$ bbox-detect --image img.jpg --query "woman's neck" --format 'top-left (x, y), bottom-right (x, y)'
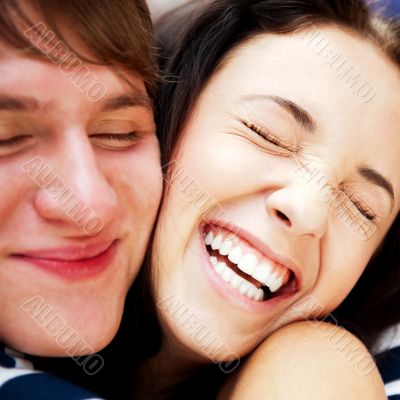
top-left (132, 335), bottom-right (208, 399)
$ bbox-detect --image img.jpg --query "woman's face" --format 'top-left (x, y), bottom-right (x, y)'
top-left (0, 49), bottom-right (162, 355)
top-left (153, 26), bottom-right (400, 361)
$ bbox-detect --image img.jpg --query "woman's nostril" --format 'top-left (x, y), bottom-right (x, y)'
top-left (276, 210), bottom-right (291, 225)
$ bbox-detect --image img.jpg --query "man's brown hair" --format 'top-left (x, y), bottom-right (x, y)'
top-left (0, 0), bottom-right (157, 97)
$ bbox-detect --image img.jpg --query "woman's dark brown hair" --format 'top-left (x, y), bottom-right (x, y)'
top-left (101, 1), bottom-right (400, 398)
top-left (155, 0), bottom-right (400, 350)
top-left (0, 0), bottom-right (157, 97)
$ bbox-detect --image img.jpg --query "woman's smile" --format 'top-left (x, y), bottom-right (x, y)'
top-left (201, 222), bottom-right (299, 303)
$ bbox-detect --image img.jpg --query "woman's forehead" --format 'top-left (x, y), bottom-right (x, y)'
top-left (191, 27), bottom-right (400, 203)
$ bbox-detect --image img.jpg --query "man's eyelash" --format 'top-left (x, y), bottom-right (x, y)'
top-left (0, 135), bottom-right (30, 147)
top-left (91, 132), bottom-right (139, 141)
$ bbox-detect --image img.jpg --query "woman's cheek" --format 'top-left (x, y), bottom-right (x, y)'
top-left (179, 129), bottom-right (268, 201)
top-left (307, 241), bottom-right (376, 317)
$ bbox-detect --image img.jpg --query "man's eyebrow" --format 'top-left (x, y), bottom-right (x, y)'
top-left (0, 96), bottom-right (42, 112)
top-left (101, 93), bottom-right (153, 112)
top-left (358, 166), bottom-right (395, 210)
top-left (242, 94), bottom-right (318, 133)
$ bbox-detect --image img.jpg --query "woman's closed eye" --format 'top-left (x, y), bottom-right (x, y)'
top-left (238, 118), bottom-right (379, 223)
top-left (240, 119), bottom-right (297, 155)
top-left (335, 188), bottom-right (378, 222)
top-left (348, 193), bottom-right (377, 222)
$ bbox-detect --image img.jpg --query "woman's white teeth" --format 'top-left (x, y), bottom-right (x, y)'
top-left (247, 285), bottom-right (264, 302)
top-left (211, 234), bottom-right (223, 250)
top-left (219, 239), bottom-right (233, 256)
top-left (227, 246), bottom-right (242, 264)
top-left (269, 275), bottom-right (284, 293)
top-left (253, 262), bottom-right (273, 288)
top-left (227, 246), bottom-right (285, 293)
top-left (211, 258), bottom-right (264, 301)
top-left (222, 267), bottom-right (234, 282)
top-left (205, 231), bottom-right (214, 246)
top-left (205, 230), bottom-right (287, 294)
top-left (238, 253), bottom-right (258, 275)
top-left (230, 274), bottom-right (242, 289)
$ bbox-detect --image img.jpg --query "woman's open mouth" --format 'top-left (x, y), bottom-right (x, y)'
top-left (202, 223), bottom-right (298, 303)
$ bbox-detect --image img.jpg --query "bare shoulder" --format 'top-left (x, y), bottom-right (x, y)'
top-left (218, 321), bottom-right (386, 400)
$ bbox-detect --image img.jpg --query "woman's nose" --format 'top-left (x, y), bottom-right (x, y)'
top-left (31, 140), bottom-right (118, 236)
top-left (265, 181), bottom-right (330, 239)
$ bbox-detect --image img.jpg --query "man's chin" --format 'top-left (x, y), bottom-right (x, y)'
top-left (6, 304), bottom-right (122, 358)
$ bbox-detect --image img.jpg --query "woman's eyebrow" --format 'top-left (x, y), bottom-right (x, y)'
top-left (240, 94), bottom-right (318, 133)
top-left (358, 166), bottom-right (395, 210)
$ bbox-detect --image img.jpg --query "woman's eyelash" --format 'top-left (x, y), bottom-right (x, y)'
top-left (332, 188), bottom-right (377, 223)
top-left (240, 119), bottom-right (300, 153)
top-left (337, 188), bottom-right (377, 222)
top-left (350, 197), bottom-right (377, 221)
top-left (241, 119), bottom-right (286, 148)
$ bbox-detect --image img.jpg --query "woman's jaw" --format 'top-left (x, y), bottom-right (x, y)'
top-left (152, 204), bottom-right (318, 362)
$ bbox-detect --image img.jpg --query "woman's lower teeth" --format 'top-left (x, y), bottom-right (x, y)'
top-left (210, 256), bottom-right (265, 301)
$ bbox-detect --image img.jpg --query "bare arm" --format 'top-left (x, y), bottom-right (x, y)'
top-left (218, 321), bottom-right (387, 400)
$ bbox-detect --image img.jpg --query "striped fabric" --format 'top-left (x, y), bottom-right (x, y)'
top-left (373, 324), bottom-right (400, 399)
top-left (2, 323), bottom-right (400, 400)
top-left (0, 343), bottom-right (103, 400)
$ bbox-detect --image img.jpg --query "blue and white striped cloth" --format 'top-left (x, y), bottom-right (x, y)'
top-left (0, 343), bottom-right (103, 400)
top-left (373, 324), bottom-right (400, 399)
top-left (2, 324), bottom-right (400, 400)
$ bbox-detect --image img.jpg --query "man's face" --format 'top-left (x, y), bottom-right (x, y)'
top-left (0, 49), bottom-right (162, 356)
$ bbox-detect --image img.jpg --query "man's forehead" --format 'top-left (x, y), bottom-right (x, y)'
top-left (0, 91), bottom-right (152, 113)
top-left (0, 50), bottom-right (151, 109)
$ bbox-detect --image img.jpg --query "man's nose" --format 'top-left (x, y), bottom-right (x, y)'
top-left (31, 137), bottom-right (118, 236)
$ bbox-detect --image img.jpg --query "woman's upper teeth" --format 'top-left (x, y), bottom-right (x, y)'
top-left (210, 256), bottom-right (264, 301)
top-left (204, 229), bottom-right (289, 293)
